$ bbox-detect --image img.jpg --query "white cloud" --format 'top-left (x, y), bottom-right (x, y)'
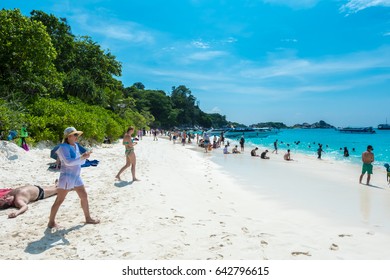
top-left (69, 11), bottom-right (154, 44)
top-left (340, 0), bottom-right (390, 14)
top-left (191, 40), bottom-right (210, 49)
top-left (240, 46), bottom-right (390, 80)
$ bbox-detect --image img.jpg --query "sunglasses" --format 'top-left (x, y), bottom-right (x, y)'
top-left (73, 133), bottom-right (80, 137)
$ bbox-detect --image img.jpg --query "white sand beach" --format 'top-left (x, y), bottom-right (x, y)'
top-left (1, 135), bottom-right (390, 260)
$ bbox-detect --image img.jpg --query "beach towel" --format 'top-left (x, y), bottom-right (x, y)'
top-left (81, 159), bottom-right (99, 168)
top-left (0, 188), bottom-right (12, 199)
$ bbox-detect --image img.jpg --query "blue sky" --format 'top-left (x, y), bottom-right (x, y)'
top-left (2, 0), bottom-right (390, 127)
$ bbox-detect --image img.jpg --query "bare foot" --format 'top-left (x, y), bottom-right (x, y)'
top-left (86, 218), bottom-right (100, 225)
top-left (133, 178), bottom-right (140, 182)
top-left (48, 222), bottom-right (60, 229)
top-left (115, 175), bottom-right (121, 181)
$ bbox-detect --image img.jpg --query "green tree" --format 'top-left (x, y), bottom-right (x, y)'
top-left (0, 9), bottom-right (63, 105)
top-left (30, 10), bottom-right (76, 73)
top-left (170, 85), bottom-right (196, 126)
top-left (62, 36), bottom-right (123, 105)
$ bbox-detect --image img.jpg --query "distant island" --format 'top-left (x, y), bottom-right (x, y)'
top-left (250, 120), bottom-right (335, 129)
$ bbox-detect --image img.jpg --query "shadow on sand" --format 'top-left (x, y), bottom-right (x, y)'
top-left (24, 224), bottom-right (84, 254)
top-left (114, 181), bottom-right (133, 188)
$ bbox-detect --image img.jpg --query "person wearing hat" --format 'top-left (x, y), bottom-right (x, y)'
top-left (48, 127), bottom-right (99, 228)
top-left (359, 145), bottom-right (375, 185)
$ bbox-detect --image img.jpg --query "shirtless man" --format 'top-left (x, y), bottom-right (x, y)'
top-left (359, 145), bottom-right (374, 185)
top-left (0, 183), bottom-right (57, 218)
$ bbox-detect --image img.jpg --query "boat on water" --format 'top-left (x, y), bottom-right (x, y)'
top-left (378, 124), bottom-right (390, 130)
top-left (336, 127), bottom-right (376, 134)
top-left (205, 127), bottom-right (230, 136)
top-left (378, 119), bottom-right (390, 130)
top-left (224, 127), bottom-right (278, 139)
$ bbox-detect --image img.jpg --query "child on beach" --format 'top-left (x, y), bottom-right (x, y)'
top-left (223, 145), bottom-right (230, 154)
top-left (284, 149), bottom-right (293, 161)
top-left (384, 163), bottom-right (390, 185)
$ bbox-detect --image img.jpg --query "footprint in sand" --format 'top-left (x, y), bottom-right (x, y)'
top-left (241, 227), bottom-right (249, 234)
top-left (207, 254), bottom-right (224, 260)
top-left (260, 240), bottom-right (268, 246)
top-left (338, 234), bottom-right (352, 237)
top-left (291, 251), bottom-right (311, 257)
top-left (329, 243), bottom-right (339, 251)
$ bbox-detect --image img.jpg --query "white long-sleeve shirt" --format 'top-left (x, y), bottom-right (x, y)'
top-left (56, 143), bottom-right (86, 190)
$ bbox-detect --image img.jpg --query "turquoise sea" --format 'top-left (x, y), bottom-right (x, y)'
top-left (229, 129), bottom-right (390, 167)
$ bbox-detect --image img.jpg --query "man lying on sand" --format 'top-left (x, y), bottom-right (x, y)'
top-left (0, 183), bottom-right (58, 218)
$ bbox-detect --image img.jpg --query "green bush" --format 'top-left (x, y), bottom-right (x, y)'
top-left (25, 97), bottom-right (146, 144)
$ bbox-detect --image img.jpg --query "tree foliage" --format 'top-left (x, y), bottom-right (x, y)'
top-left (0, 9), bottom-right (63, 105)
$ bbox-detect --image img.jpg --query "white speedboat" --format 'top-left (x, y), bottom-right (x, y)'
top-left (205, 128), bottom-right (229, 136)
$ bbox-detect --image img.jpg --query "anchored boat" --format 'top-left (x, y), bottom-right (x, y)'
top-left (336, 127), bottom-right (376, 134)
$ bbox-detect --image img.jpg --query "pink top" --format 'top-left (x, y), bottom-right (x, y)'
top-left (0, 188), bottom-right (12, 199)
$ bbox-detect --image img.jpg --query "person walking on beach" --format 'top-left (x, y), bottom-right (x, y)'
top-left (153, 129), bottom-right (158, 141)
top-left (116, 126), bottom-right (139, 181)
top-left (203, 132), bottom-right (210, 153)
top-left (48, 127), bottom-right (99, 228)
top-left (272, 139), bottom-right (278, 154)
top-left (359, 145), bottom-right (374, 185)
top-left (0, 182), bottom-right (58, 218)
